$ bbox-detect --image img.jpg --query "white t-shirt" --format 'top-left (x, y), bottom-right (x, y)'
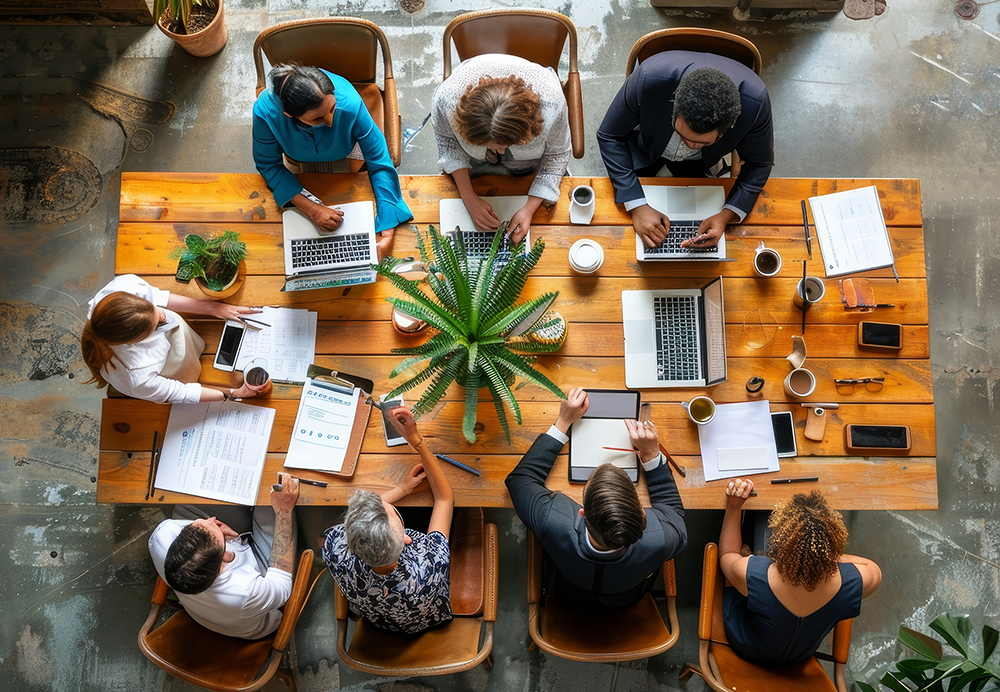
top-left (148, 519), bottom-right (293, 640)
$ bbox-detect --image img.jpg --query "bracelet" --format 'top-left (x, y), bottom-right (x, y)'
top-left (221, 389), bottom-right (230, 401)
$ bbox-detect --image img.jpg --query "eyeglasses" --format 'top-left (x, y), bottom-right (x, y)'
top-left (834, 377), bottom-right (885, 394)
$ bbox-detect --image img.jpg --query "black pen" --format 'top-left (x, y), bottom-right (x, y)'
top-left (292, 477), bottom-right (328, 488)
top-left (801, 199), bottom-right (812, 259)
top-left (239, 316), bottom-right (271, 328)
top-left (434, 453), bottom-right (481, 477)
top-left (770, 477), bottom-right (819, 484)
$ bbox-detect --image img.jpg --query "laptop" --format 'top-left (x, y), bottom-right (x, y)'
top-left (622, 276), bottom-right (727, 388)
top-left (635, 185), bottom-right (730, 262)
top-left (439, 196), bottom-right (530, 266)
top-left (281, 201), bottom-right (378, 292)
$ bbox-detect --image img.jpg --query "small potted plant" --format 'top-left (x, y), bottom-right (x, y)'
top-left (154, 0), bottom-right (228, 57)
top-left (170, 229), bottom-right (247, 299)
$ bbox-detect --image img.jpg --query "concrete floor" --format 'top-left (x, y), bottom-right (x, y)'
top-left (2, 0), bottom-right (999, 690)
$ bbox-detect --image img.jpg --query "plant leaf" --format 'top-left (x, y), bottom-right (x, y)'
top-left (477, 353), bottom-right (521, 425)
top-left (491, 349), bottom-right (566, 400)
top-left (879, 670), bottom-right (916, 692)
top-left (901, 627), bottom-right (945, 661)
top-left (984, 626), bottom-right (999, 663)
top-left (856, 683), bottom-right (878, 692)
top-left (462, 369), bottom-right (481, 443)
top-left (411, 352), bottom-right (467, 418)
top-left (481, 375), bottom-right (512, 445)
top-left (931, 615), bottom-right (973, 659)
top-left (483, 292), bottom-right (560, 337)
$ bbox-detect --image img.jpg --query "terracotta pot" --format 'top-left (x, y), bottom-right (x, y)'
top-left (157, 0), bottom-right (228, 57)
top-left (196, 260), bottom-right (245, 299)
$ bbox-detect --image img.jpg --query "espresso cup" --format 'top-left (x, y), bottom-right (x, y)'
top-left (244, 365), bottom-right (273, 396)
top-left (783, 368), bottom-right (816, 398)
top-left (568, 238), bottom-right (604, 274)
top-left (753, 241), bottom-right (782, 277)
top-left (682, 395), bottom-right (717, 425)
top-left (794, 276), bottom-right (827, 308)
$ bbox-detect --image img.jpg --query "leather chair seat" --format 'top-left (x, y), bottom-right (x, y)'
top-left (710, 642), bottom-right (838, 692)
top-left (539, 593), bottom-right (672, 656)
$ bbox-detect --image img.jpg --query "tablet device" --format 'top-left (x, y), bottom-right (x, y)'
top-left (568, 389), bottom-right (641, 483)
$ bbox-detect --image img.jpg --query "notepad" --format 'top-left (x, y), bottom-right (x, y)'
top-left (717, 446), bottom-right (771, 471)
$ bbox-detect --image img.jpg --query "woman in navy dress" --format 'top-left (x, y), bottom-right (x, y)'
top-left (719, 480), bottom-right (882, 666)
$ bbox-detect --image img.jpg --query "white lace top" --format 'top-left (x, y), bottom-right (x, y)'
top-left (431, 54), bottom-right (571, 202)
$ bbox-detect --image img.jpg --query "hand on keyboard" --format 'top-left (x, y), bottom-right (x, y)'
top-left (681, 209), bottom-right (737, 248)
top-left (630, 204), bottom-right (670, 248)
top-left (463, 194), bottom-right (501, 232)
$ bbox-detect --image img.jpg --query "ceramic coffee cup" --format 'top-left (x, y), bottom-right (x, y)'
top-left (784, 368), bottom-right (817, 397)
top-left (244, 363), bottom-right (273, 396)
top-left (682, 395), bottom-right (717, 425)
top-left (569, 238), bottom-right (604, 274)
top-left (569, 185), bottom-right (596, 225)
top-left (753, 241), bottom-right (782, 277)
top-left (794, 276), bottom-right (826, 308)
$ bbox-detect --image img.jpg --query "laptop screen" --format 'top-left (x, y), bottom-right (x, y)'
top-left (703, 277), bottom-right (727, 385)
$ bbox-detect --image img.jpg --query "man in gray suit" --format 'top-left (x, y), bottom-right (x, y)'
top-left (598, 50), bottom-right (774, 249)
top-left (505, 388), bottom-right (687, 608)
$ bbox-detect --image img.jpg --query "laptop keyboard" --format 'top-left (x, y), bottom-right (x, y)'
top-left (291, 234), bottom-right (371, 269)
top-left (451, 231), bottom-right (516, 267)
top-left (654, 296), bottom-right (701, 381)
top-left (643, 222), bottom-right (718, 255)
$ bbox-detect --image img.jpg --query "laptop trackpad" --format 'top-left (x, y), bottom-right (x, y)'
top-left (623, 320), bottom-right (655, 354)
top-left (668, 188), bottom-right (697, 216)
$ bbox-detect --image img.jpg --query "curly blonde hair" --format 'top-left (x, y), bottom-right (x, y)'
top-left (766, 491), bottom-right (847, 591)
top-left (451, 75), bottom-right (543, 148)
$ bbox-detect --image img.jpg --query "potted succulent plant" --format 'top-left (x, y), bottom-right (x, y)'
top-left (170, 229), bottom-right (247, 299)
top-left (154, 0), bottom-right (228, 57)
top-left (374, 225), bottom-right (567, 444)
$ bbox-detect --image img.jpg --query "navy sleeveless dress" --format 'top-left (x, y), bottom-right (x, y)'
top-left (723, 555), bottom-right (863, 666)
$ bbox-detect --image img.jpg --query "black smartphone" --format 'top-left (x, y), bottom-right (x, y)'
top-left (845, 424), bottom-right (911, 453)
top-left (380, 396), bottom-right (407, 447)
top-left (771, 411), bottom-right (797, 458)
top-left (213, 321), bottom-right (245, 371)
top-left (858, 321), bottom-right (902, 350)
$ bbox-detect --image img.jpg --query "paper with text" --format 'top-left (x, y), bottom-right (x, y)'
top-left (284, 378), bottom-right (361, 473)
top-left (234, 306), bottom-right (317, 383)
top-left (809, 185), bottom-right (895, 277)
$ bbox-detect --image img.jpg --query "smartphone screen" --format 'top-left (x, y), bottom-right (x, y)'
top-left (381, 397), bottom-right (407, 447)
top-left (215, 322), bottom-right (244, 369)
top-left (582, 390), bottom-right (641, 419)
top-left (771, 411), bottom-right (797, 457)
top-left (861, 322), bottom-right (901, 348)
top-left (850, 425), bottom-right (909, 448)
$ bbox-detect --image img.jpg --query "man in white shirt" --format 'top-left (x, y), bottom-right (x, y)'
top-left (148, 473), bottom-right (299, 639)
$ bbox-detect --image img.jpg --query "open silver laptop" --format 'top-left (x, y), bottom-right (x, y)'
top-left (440, 196), bottom-right (530, 266)
top-left (281, 201), bottom-right (378, 292)
top-left (622, 277), bottom-right (727, 388)
top-left (636, 185), bottom-right (729, 262)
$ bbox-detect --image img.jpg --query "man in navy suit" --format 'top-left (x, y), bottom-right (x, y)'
top-left (598, 51), bottom-right (774, 249)
top-left (505, 387), bottom-right (687, 608)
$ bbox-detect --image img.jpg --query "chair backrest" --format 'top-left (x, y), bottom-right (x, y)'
top-left (626, 27), bottom-right (762, 77)
top-left (252, 18), bottom-right (400, 166)
top-left (442, 8), bottom-right (585, 158)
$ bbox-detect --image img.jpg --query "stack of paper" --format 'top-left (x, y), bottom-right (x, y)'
top-left (234, 306), bottom-right (317, 383)
top-left (808, 185), bottom-right (896, 277)
top-left (698, 400), bottom-right (780, 482)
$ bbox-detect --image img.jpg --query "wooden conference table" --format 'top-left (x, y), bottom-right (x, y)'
top-left (97, 173), bottom-right (937, 511)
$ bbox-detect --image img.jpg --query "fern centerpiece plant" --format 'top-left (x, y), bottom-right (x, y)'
top-left (374, 225), bottom-right (566, 444)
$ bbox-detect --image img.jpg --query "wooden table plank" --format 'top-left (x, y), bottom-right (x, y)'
top-left (97, 450), bottom-right (937, 511)
top-left (119, 173), bottom-right (923, 228)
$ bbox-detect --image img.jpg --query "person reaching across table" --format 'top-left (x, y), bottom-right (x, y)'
top-left (505, 386), bottom-right (687, 608)
top-left (597, 51), bottom-right (773, 249)
top-left (323, 407), bottom-right (455, 634)
top-left (252, 64), bottom-right (413, 260)
top-left (720, 479), bottom-right (882, 666)
top-left (431, 54), bottom-right (571, 244)
top-left (81, 274), bottom-right (263, 404)
top-left (147, 472), bottom-right (300, 639)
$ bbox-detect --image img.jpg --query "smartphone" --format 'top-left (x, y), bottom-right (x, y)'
top-left (771, 411), bottom-right (797, 458)
top-left (380, 395), bottom-right (407, 447)
top-left (213, 320), bottom-right (245, 372)
top-left (858, 321), bottom-right (902, 350)
top-left (844, 424), bottom-right (911, 454)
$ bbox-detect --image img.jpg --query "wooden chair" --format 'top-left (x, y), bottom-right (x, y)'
top-left (626, 27), bottom-right (762, 77)
top-left (137, 549), bottom-right (315, 692)
top-left (334, 508), bottom-right (498, 676)
top-left (679, 543), bottom-right (854, 692)
top-left (442, 8), bottom-right (585, 159)
top-left (526, 532), bottom-right (680, 662)
top-left (252, 17), bottom-right (401, 169)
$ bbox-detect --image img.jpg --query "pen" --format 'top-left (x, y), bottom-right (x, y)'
top-left (800, 260), bottom-right (809, 334)
top-left (434, 453), bottom-right (481, 477)
top-left (146, 430), bottom-right (160, 501)
top-left (292, 477), bottom-right (328, 488)
top-left (239, 316), bottom-right (271, 328)
top-left (770, 477), bottom-right (819, 484)
top-left (801, 199), bottom-right (812, 259)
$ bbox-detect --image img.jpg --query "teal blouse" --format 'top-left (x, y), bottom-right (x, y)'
top-left (252, 70), bottom-right (412, 232)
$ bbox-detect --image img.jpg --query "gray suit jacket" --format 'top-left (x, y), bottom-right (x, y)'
top-left (505, 432), bottom-right (687, 607)
top-left (597, 50), bottom-right (774, 216)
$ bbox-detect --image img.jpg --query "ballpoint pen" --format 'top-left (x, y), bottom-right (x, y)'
top-left (601, 445), bottom-right (689, 479)
top-left (434, 453), bottom-right (481, 477)
top-left (770, 477), bottom-right (819, 484)
top-left (239, 316), bottom-right (271, 328)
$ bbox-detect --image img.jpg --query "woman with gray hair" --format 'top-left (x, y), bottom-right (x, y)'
top-left (322, 407), bottom-right (454, 634)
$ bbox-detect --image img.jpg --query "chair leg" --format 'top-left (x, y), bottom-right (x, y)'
top-left (276, 666), bottom-right (297, 692)
top-left (678, 662), bottom-right (702, 683)
top-left (485, 653), bottom-right (494, 670)
top-left (526, 635), bottom-right (538, 652)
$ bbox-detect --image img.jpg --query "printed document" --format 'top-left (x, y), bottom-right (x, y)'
top-left (698, 400), bottom-right (779, 482)
top-left (809, 185), bottom-right (896, 277)
top-left (156, 400), bottom-right (274, 505)
top-left (285, 378), bottom-right (361, 473)
top-left (234, 306), bottom-right (317, 383)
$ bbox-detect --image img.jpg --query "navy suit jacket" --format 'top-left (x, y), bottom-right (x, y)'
top-left (597, 50), bottom-right (774, 216)
top-left (505, 432), bottom-right (687, 608)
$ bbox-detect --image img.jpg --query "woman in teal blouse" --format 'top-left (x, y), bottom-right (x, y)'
top-left (252, 65), bottom-right (412, 257)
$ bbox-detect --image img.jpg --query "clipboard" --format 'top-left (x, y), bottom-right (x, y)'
top-left (568, 389), bottom-right (642, 483)
top-left (283, 365), bottom-right (374, 477)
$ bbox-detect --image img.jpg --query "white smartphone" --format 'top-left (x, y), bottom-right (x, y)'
top-left (213, 320), bottom-right (245, 372)
top-left (380, 395), bottom-right (407, 447)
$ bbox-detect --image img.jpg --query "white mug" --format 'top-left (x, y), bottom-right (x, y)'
top-left (569, 185), bottom-right (596, 225)
top-left (753, 241), bottom-right (782, 277)
top-left (784, 368), bottom-right (817, 397)
top-left (682, 396), bottom-right (717, 425)
top-left (794, 276), bottom-right (826, 308)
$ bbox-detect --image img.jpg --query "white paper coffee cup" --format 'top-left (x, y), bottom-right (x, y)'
top-left (569, 238), bottom-right (604, 273)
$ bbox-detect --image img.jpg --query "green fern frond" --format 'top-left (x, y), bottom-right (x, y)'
top-left (391, 331), bottom-right (458, 357)
top-left (386, 297), bottom-right (466, 340)
top-left (462, 370), bottom-right (481, 443)
top-left (483, 237), bottom-right (545, 317)
top-left (411, 352), bottom-right (467, 418)
top-left (482, 375), bottom-right (513, 445)
top-left (483, 292), bottom-right (560, 337)
top-left (491, 349), bottom-right (566, 399)
top-left (477, 353), bottom-right (521, 425)
top-left (504, 338), bottom-right (564, 354)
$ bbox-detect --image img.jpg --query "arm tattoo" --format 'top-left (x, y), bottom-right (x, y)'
top-left (270, 510), bottom-right (294, 573)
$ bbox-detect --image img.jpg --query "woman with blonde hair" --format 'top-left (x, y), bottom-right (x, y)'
top-left (719, 480), bottom-right (881, 666)
top-left (81, 274), bottom-right (263, 403)
top-left (431, 54), bottom-right (571, 243)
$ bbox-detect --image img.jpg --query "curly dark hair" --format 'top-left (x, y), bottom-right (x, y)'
top-left (163, 524), bottom-right (224, 595)
top-left (766, 491), bottom-right (848, 590)
top-left (582, 463), bottom-right (647, 549)
top-left (673, 68), bottom-right (742, 135)
top-left (452, 75), bottom-right (543, 148)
